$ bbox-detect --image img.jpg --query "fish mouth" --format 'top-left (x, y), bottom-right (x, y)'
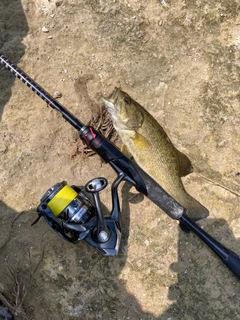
top-left (102, 87), bottom-right (129, 129)
top-left (108, 87), bottom-right (120, 105)
top-left (101, 87), bottom-right (120, 112)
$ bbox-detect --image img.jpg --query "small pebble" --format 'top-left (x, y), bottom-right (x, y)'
top-left (42, 26), bottom-right (49, 33)
top-left (53, 91), bottom-right (62, 98)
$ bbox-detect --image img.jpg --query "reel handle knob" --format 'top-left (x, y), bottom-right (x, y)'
top-left (85, 178), bottom-right (107, 193)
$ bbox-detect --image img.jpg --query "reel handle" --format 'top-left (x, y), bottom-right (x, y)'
top-left (85, 178), bottom-right (110, 243)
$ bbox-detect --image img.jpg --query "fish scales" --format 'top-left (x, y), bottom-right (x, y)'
top-left (102, 88), bottom-right (209, 221)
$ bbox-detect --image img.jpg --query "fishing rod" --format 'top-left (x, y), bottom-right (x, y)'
top-left (1, 54), bottom-right (240, 279)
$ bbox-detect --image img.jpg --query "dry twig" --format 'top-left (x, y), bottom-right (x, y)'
top-left (69, 107), bottom-right (119, 159)
top-left (0, 248), bottom-right (45, 320)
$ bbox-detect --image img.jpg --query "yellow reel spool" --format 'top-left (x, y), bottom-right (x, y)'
top-left (48, 184), bottom-right (78, 217)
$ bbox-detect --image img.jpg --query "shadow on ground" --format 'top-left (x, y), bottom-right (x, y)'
top-left (0, 0), bottom-right (28, 120)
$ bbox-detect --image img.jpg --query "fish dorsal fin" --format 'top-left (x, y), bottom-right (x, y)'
top-left (176, 149), bottom-right (193, 177)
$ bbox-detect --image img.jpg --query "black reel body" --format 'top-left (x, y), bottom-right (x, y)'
top-left (36, 178), bottom-right (122, 256)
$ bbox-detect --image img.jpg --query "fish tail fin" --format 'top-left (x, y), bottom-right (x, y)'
top-left (182, 194), bottom-right (209, 221)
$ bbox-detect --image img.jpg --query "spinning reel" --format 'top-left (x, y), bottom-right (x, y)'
top-left (33, 178), bottom-right (122, 256)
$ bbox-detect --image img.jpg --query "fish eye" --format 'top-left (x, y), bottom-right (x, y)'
top-left (124, 97), bottom-right (131, 104)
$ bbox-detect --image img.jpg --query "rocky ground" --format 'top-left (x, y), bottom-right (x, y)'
top-left (0, 0), bottom-right (240, 319)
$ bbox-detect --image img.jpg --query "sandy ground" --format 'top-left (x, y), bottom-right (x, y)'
top-left (0, 0), bottom-right (240, 319)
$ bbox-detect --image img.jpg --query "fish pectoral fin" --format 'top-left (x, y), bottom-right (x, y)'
top-left (176, 149), bottom-right (193, 177)
top-left (121, 144), bottom-right (134, 160)
top-left (132, 132), bottom-right (151, 150)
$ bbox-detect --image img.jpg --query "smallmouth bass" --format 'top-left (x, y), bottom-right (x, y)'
top-left (102, 88), bottom-right (209, 221)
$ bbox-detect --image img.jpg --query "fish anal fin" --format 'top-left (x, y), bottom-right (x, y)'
top-left (176, 149), bottom-right (193, 177)
top-left (184, 196), bottom-right (209, 221)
